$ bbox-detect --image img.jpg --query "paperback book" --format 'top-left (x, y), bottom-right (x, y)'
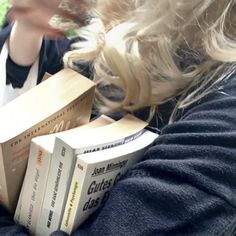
top-left (0, 68), bottom-right (95, 211)
top-left (35, 114), bottom-right (148, 236)
top-left (15, 115), bottom-right (114, 232)
top-left (60, 129), bottom-right (158, 234)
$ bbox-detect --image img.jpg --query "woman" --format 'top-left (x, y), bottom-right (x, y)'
top-left (0, 0), bottom-right (236, 235)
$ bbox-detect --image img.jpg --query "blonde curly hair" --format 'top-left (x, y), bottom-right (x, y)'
top-left (63, 0), bottom-right (236, 120)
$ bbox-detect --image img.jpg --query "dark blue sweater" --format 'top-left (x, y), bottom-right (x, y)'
top-left (1, 25), bottom-right (236, 236)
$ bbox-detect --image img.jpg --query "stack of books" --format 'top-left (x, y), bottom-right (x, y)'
top-left (0, 68), bottom-right (159, 236)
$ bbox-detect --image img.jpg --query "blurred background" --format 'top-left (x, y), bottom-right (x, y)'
top-left (0, 0), bottom-right (9, 27)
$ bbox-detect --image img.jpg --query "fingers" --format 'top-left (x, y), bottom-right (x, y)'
top-left (8, 6), bottom-right (52, 24)
top-left (8, 5), bottom-right (87, 28)
top-left (8, 7), bottom-right (65, 38)
top-left (8, 0), bottom-right (97, 38)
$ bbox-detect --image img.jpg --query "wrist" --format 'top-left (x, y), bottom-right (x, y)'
top-left (12, 20), bottom-right (44, 37)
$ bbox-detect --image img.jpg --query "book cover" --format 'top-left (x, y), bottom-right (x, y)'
top-left (36, 114), bottom-right (148, 236)
top-left (15, 115), bottom-right (114, 233)
top-left (0, 68), bottom-right (95, 212)
top-left (61, 130), bottom-right (158, 234)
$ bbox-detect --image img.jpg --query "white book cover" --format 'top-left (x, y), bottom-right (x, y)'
top-left (61, 130), bottom-right (158, 234)
top-left (15, 115), bottom-right (114, 233)
top-left (36, 115), bottom-right (147, 236)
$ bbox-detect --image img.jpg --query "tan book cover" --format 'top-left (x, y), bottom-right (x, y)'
top-left (0, 68), bottom-right (95, 212)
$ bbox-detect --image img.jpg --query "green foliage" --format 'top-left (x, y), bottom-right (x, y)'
top-left (0, 0), bottom-right (9, 27)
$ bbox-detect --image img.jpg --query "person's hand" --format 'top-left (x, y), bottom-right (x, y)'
top-left (8, 0), bottom-right (94, 38)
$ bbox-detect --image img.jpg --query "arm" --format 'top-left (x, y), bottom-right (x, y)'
top-left (73, 76), bottom-right (236, 236)
top-left (6, 0), bottom-right (92, 69)
top-left (0, 0), bottom-right (69, 87)
top-left (1, 10), bottom-right (43, 67)
top-left (8, 0), bottom-right (62, 66)
top-left (0, 0), bottom-right (93, 87)
top-left (0, 23), bottom-right (72, 87)
top-left (9, 20), bottom-right (43, 66)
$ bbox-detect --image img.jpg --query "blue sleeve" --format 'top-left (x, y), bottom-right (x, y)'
top-left (69, 76), bottom-right (236, 236)
top-left (37, 37), bottom-right (91, 82)
top-left (36, 37), bottom-right (71, 83)
top-left (0, 205), bottom-right (29, 236)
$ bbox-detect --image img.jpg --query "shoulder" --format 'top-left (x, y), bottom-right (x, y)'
top-left (37, 37), bottom-right (73, 81)
top-left (91, 69), bottom-right (236, 235)
top-left (173, 68), bottom-right (236, 127)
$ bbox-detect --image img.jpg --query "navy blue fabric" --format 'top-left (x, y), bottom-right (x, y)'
top-left (1, 26), bottom-right (236, 236)
top-left (37, 36), bottom-right (71, 83)
top-left (6, 56), bottom-right (32, 88)
top-left (0, 23), bottom-right (11, 44)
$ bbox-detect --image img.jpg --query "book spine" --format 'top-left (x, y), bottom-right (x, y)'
top-left (75, 129), bottom-right (144, 155)
top-left (60, 131), bottom-right (158, 233)
top-left (35, 139), bottom-right (75, 236)
top-left (60, 159), bottom-right (88, 234)
top-left (14, 180), bottom-right (24, 223)
top-left (15, 114), bottom-right (113, 230)
top-left (58, 130), bottom-right (145, 234)
top-left (17, 142), bottom-right (52, 233)
top-left (36, 129), bottom-right (144, 235)
top-left (61, 158), bottom-right (129, 234)
top-left (0, 146), bottom-right (8, 209)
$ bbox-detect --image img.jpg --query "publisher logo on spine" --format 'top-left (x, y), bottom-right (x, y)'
top-left (61, 147), bottom-right (66, 157)
top-left (37, 149), bottom-right (44, 166)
